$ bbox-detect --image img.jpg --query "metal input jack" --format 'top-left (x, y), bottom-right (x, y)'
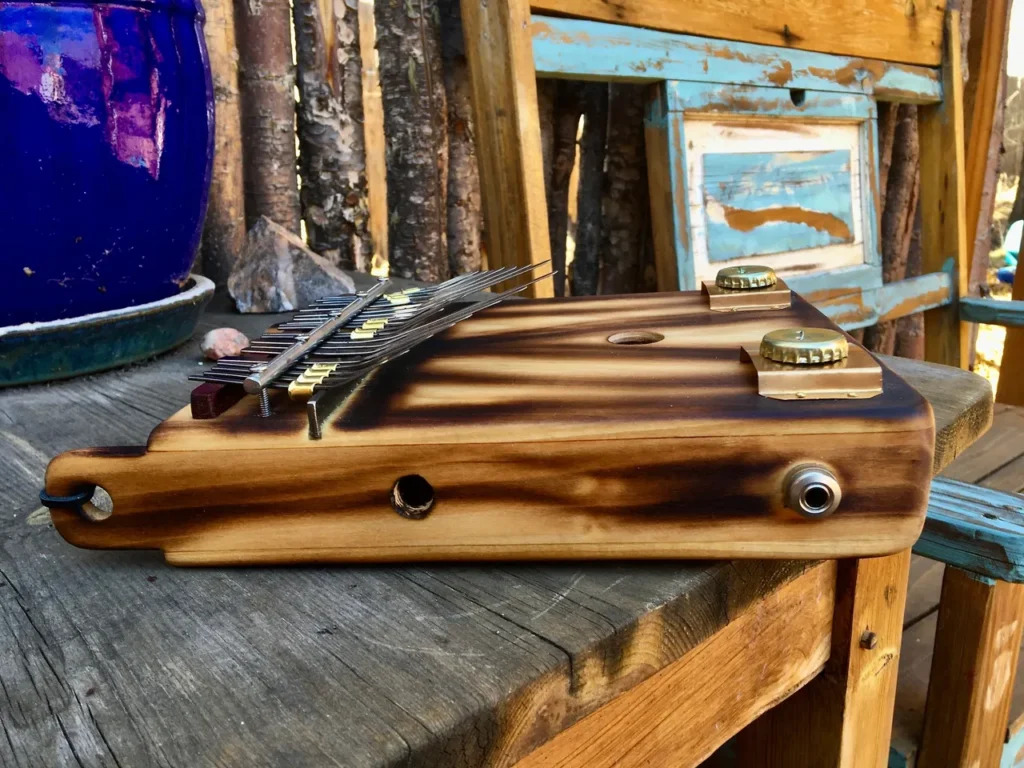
top-left (784, 465), bottom-right (842, 518)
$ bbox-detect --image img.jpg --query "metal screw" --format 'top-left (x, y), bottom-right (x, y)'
top-left (258, 389), bottom-right (272, 418)
top-left (860, 631), bottom-right (878, 650)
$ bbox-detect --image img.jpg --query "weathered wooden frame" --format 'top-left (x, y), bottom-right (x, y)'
top-left (460, 0), bottom-right (968, 365)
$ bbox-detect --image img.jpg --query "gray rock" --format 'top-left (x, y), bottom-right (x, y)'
top-left (228, 217), bottom-right (356, 313)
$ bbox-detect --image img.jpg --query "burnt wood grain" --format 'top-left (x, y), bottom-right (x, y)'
top-left (45, 292), bottom-right (935, 564)
top-left (0, 295), bottom-right (990, 768)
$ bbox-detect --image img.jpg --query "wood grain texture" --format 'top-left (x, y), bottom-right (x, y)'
top-left (358, 0), bottom-right (388, 272)
top-left (811, 272), bottom-right (953, 331)
top-left (529, 0), bottom-right (944, 66)
top-left (198, 0), bottom-right (245, 284)
top-left (0, 296), bottom-right (992, 768)
top-left (45, 295), bottom-right (936, 564)
top-left (997, 273), bottom-right (1024, 406)
top-left (917, 568), bottom-right (1024, 768)
top-left (916, 478), bottom-right (1024, 583)
top-left (512, 561), bottom-right (835, 767)
top-left (460, 0), bottom-right (553, 297)
top-left (963, 0), bottom-right (1012, 281)
top-left (738, 548), bottom-right (913, 767)
top-left (919, 12), bottom-right (969, 369)
top-left (531, 16), bottom-right (942, 101)
top-left (644, 84), bottom-right (686, 291)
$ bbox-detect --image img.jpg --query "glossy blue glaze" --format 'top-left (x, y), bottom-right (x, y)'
top-left (0, 0), bottom-right (213, 325)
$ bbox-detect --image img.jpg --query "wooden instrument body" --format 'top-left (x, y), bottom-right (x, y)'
top-left (45, 292), bottom-right (935, 564)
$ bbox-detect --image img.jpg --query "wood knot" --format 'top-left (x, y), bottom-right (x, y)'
top-left (860, 631), bottom-right (879, 650)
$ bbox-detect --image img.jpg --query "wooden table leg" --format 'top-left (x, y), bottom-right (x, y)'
top-left (738, 549), bottom-right (912, 767)
top-left (917, 568), bottom-right (1024, 768)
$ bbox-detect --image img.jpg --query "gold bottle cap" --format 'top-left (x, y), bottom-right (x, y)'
top-left (715, 265), bottom-right (777, 290)
top-left (760, 328), bottom-right (849, 365)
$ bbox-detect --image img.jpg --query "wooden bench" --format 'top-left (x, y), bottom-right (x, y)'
top-left (0, 295), bottom-right (991, 767)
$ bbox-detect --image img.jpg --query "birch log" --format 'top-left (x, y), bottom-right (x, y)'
top-left (376, 0), bottom-right (448, 282)
top-left (235, 0), bottom-right (301, 233)
top-left (199, 0), bottom-right (245, 285)
top-left (293, 0), bottom-right (371, 270)
top-left (440, 0), bottom-right (482, 276)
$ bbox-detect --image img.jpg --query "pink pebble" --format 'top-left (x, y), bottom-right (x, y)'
top-left (201, 328), bottom-right (250, 361)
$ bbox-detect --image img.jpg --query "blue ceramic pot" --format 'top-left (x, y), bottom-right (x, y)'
top-left (0, 0), bottom-right (213, 325)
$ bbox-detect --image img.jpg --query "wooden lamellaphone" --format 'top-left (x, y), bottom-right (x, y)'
top-left (43, 267), bottom-right (934, 566)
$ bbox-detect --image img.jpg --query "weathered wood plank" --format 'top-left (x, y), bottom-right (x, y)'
top-left (198, 0), bottom-right (245, 284)
top-left (528, 1), bottom-right (944, 67)
top-left (512, 561), bottom-right (835, 767)
top-left (916, 478), bottom-right (1024, 583)
top-left (960, 296), bottom-right (1024, 327)
top-left (460, 0), bottom-right (553, 297)
top-left (701, 150), bottom-right (857, 261)
top-left (644, 84), bottom-right (689, 291)
top-left (0, 299), bottom-right (993, 767)
top-left (531, 17), bottom-right (942, 100)
top-left (917, 568), bottom-right (1024, 768)
top-left (738, 549), bottom-right (913, 767)
top-left (807, 272), bottom-right (953, 331)
top-left (942, 403), bottom-right (1024, 484)
top-left (358, 0), bottom-right (388, 273)
top-left (666, 82), bottom-right (877, 118)
top-left (919, 12), bottom-right (969, 369)
top-left (876, 355), bottom-right (993, 476)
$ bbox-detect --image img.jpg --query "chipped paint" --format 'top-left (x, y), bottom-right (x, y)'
top-left (531, 16), bottom-right (941, 103)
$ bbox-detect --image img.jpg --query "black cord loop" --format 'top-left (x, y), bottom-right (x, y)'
top-left (39, 486), bottom-right (97, 518)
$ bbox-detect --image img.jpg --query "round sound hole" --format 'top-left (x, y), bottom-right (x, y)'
top-left (391, 475), bottom-right (435, 519)
top-left (607, 331), bottom-right (664, 345)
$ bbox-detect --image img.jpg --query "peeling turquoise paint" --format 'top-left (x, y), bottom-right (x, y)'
top-left (668, 82), bottom-right (874, 118)
top-left (532, 16), bottom-right (941, 103)
top-left (915, 478), bottom-right (1024, 584)
top-left (959, 297), bottom-right (1024, 327)
top-left (1002, 724), bottom-right (1024, 767)
top-left (702, 150), bottom-right (855, 262)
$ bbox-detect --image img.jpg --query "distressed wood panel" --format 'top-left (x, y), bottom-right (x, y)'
top-left (644, 84), bottom-right (690, 291)
top-left (683, 119), bottom-right (869, 285)
top-left (915, 478), bottom-right (1024, 584)
top-left (513, 561), bottom-right (835, 767)
top-left (702, 150), bottom-right (856, 262)
top-left (918, 569), bottom-right (1024, 768)
top-left (960, 297), bottom-right (1024, 327)
top-left (530, 16), bottom-right (943, 98)
top-left (919, 12), bottom-right (969, 368)
top-left (666, 82), bottom-right (876, 119)
top-left (807, 271), bottom-right (953, 330)
top-left (739, 549), bottom-right (914, 767)
top-left (460, 0), bottom-right (554, 297)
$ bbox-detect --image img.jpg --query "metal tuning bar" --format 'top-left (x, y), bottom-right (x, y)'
top-left (241, 279), bottom-right (391, 397)
top-left (304, 272), bottom-right (554, 438)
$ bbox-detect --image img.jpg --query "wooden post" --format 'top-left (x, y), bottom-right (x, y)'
top-left (459, 0), bottom-right (554, 297)
top-left (917, 568), bottom-right (1024, 767)
top-left (738, 550), bottom-right (913, 767)
top-left (199, 0), bottom-right (245, 285)
top-left (358, 0), bottom-right (388, 275)
top-left (235, 0), bottom-right (302, 234)
top-left (293, 0), bottom-right (370, 270)
top-left (918, 12), bottom-right (969, 369)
